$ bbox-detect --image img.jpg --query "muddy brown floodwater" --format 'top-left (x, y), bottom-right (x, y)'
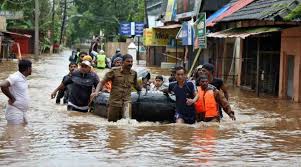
top-left (0, 51), bottom-right (300, 167)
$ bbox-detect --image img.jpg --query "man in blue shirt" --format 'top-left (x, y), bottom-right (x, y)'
top-left (164, 66), bottom-right (198, 124)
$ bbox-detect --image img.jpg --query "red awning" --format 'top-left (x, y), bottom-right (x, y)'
top-left (207, 0), bottom-right (255, 27)
top-left (153, 24), bottom-right (181, 29)
top-left (1, 31), bottom-right (31, 38)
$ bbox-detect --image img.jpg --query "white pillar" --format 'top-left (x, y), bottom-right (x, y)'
top-left (128, 42), bottom-right (137, 64)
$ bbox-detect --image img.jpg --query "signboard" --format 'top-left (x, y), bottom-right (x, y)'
top-left (120, 22), bottom-right (132, 36)
top-left (196, 13), bottom-right (207, 48)
top-left (176, 0), bottom-right (202, 20)
top-left (135, 22), bottom-right (144, 36)
top-left (143, 28), bottom-right (179, 46)
top-left (0, 11), bottom-right (23, 20)
top-left (120, 22), bottom-right (144, 36)
top-left (180, 22), bottom-right (194, 46)
top-left (165, 0), bottom-right (177, 22)
top-left (143, 28), bottom-right (153, 46)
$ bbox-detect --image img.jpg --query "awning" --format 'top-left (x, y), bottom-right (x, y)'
top-left (1, 31), bottom-right (31, 38)
top-left (207, 27), bottom-right (282, 39)
top-left (153, 24), bottom-right (181, 29)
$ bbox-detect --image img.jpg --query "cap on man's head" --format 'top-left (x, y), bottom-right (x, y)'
top-left (116, 48), bottom-right (121, 52)
top-left (100, 50), bottom-right (105, 53)
top-left (81, 60), bottom-right (92, 67)
top-left (83, 55), bottom-right (93, 62)
top-left (202, 63), bottom-right (215, 73)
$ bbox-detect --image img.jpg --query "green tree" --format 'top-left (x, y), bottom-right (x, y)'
top-left (67, 0), bottom-right (145, 44)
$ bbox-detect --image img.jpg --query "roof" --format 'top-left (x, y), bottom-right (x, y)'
top-left (207, 0), bottom-right (255, 27)
top-left (222, 0), bottom-right (301, 22)
top-left (1, 31), bottom-right (31, 38)
top-left (207, 26), bottom-right (282, 38)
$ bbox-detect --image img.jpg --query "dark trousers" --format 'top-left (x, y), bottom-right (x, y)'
top-left (56, 90), bottom-right (69, 104)
top-left (107, 106), bottom-right (123, 122)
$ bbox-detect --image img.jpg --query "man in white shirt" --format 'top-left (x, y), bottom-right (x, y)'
top-left (0, 59), bottom-right (32, 124)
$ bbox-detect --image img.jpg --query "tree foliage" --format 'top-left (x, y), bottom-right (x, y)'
top-left (67, 0), bottom-right (145, 44)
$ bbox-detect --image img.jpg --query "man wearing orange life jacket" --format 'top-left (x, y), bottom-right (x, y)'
top-left (195, 75), bottom-right (236, 122)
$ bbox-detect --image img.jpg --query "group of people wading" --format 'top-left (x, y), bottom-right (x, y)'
top-left (0, 49), bottom-right (235, 125)
top-left (51, 47), bottom-right (236, 124)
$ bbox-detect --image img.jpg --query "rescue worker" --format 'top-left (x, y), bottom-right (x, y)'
top-left (91, 54), bottom-right (141, 122)
top-left (200, 63), bottom-right (229, 118)
top-left (194, 74), bottom-right (236, 122)
top-left (96, 50), bottom-right (107, 69)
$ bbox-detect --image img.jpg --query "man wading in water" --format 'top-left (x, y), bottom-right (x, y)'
top-left (91, 54), bottom-right (141, 122)
top-left (51, 61), bottom-right (99, 112)
top-left (163, 66), bottom-right (198, 124)
top-left (0, 60), bottom-right (32, 124)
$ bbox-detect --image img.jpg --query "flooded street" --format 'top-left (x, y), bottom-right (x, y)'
top-left (0, 51), bottom-right (300, 167)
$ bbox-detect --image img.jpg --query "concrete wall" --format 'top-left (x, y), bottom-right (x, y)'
top-left (105, 42), bottom-right (129, 58)
top-left (279, 27), bottom-right (301, 102)
top-left (0, 16), bottom-right (6, 31)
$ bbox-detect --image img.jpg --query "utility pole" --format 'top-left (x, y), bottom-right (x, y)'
top-left (144, 0), bottom-right (149, 28)
top-left (34, 0), bottom-right (40, 56)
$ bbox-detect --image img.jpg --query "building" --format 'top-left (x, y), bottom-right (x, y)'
top-left (206, 0), bottom-right (301, 101)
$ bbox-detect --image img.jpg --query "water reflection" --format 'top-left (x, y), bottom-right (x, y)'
top-left (106, 127), bottom-right (128, 151)
top-left (191, 127), bottom-right (218, 166)
top-left (0, 124), bottom-right (30, 164)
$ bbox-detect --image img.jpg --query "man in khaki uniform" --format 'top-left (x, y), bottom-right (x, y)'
top-left (92, 54), bottom-right (141, 122)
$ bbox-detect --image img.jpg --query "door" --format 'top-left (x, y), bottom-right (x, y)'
top-left (287, 55), bottom-right (294, 99)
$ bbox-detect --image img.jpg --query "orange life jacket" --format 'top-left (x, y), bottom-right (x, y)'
top-left (102, 81), bottom-right (112, 93)
top-left (195, 87), bottom-right (219, 118)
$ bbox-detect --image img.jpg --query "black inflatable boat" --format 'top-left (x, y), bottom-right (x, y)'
top-left (92, 91), bottom-right (176, 122)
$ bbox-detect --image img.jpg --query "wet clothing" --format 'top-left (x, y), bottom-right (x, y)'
top-left (103, 67), bottom-right (141, 108)
top-left (5, 71), bottom-right (30, 124)
top-left (107, 102), bottom-right (131, 122)
top-left (63, 70), bottom-right (99, 112)
top-left (195, 86), bottom-right (219, 118)
top-left (56, 74), bottom-right (71, 104)
top-left (168, 81), bottom-right (196, 124)
top-left (210, 78), bottom-right (225, 118)
top-left (195, 85), bottom-right (233, 122)
top-left (108, 105), bottom-right (123, 122)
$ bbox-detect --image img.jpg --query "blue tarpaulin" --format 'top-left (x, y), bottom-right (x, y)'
top-left (206, 4), bottom-right (230, 25)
